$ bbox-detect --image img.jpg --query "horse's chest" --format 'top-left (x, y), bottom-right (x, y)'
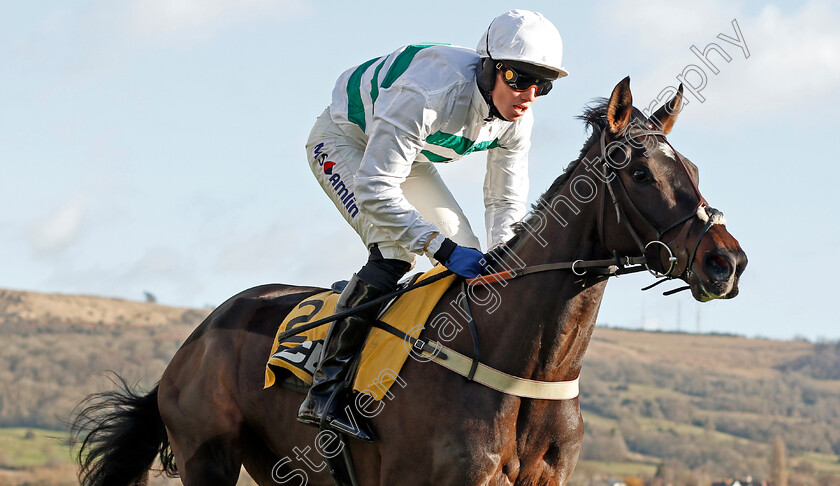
top-left (428, 420), bottom-right (577, 485)
top-left (473, 403), bottom-right (584, 485)
top-left (389, 362), bottom-right (583, 484)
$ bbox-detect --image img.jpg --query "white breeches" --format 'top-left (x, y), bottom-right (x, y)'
top-left (306, 109), bottom-right (481, 264)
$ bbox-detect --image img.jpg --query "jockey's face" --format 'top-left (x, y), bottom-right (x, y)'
top-left (491, 70), bottom-right (539, 122)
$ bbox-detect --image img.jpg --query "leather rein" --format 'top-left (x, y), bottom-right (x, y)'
top-left (408, 127), bottom-right (729, 401)
top-left (469, 127), bottom-right (724, 294)
top-left (276, 127), bottom-right (728, 401)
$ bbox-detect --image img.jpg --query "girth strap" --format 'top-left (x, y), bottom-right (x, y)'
top-left (373, 318), bottom-right (579, 400)
top-left (421, 341), bottom-right (580, 400)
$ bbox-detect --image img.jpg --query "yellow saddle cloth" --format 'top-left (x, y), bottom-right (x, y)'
top-left (264, 266), bottom-right (456, 400)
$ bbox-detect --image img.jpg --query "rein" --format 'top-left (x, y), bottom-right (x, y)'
top-left (277, 126), bottom-right (727, 400)
top-left (467, 254), bottom-right (648, 286)
top-left (427, 126), bottom-right (730, 399)
top-left (470, 128), bottom-right (723, 291)
top-left (272, 269), bottom-right (455, 343)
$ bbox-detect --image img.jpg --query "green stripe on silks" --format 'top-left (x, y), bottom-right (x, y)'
top-left (347, 56), bottom-right (383, 132)
top-left (470, 139), bottom-right (501, 153)
top-left (420, 150), bottom-right (452, 162)
top-left (426, 131), bottom-right (501, 156)
top-left (369, 58), bottom-right (388, 113)
top-left (426, 131), bottom-right (473, 155)
top-left (380, 43), bottom-right (447, 89)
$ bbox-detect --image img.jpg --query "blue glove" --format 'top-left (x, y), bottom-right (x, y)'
top-left (434, 238), bottom-right (487, 278)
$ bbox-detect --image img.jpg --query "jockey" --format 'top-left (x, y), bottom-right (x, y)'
top-left (298, 9), bottom-right (568, 441)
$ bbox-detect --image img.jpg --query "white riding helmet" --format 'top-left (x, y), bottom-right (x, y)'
top-left (476, 9), bottom-right (568, 79)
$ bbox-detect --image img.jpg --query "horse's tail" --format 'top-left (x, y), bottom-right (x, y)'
top-left (71, 374), bottom-right (177, 486)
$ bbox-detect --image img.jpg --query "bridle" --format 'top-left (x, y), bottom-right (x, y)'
top-left (268, 121), bottom-right (734, 413)
top-left (596, 126), bottom-right (723, 289)
top-left (269, 123), bottom-right (732, 405)
top-left (473, 124), bottom-right (726, 294)
top-left (275, 123), bottom-right (728, 343)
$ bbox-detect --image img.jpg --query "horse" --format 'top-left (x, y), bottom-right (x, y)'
top-left (71, 77), bottom-right (747, 486)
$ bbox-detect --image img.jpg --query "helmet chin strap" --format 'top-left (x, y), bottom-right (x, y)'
top-left (477, 58), bottom-right (505, 121)
top-left (483, 95), bottom-right (506, 121)
top-left (478, 20), bottom-right (506, 121)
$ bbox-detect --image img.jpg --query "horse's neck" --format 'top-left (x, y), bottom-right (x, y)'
top-left (487, 185), bottom-right (608, 383)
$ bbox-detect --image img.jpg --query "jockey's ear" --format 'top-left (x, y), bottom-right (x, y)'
top-left (606, 76), bottom-right (633, 135)
top-left (648, 84), bottom-right (684, 135)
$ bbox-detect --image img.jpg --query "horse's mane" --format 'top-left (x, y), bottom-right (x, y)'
top-left (492, 98), bottom-right (608, 254)
top-left (492, 98), bottom-right (648, 255)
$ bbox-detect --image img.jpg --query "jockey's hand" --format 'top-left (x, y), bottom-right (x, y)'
top-left (434, 238), bottom-right (487, 278)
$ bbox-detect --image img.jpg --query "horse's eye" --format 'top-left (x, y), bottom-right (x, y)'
top-left (632, 168), bottom-right (650, 182)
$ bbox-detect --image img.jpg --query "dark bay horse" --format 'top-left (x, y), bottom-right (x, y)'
top-left (72, 77), bottom-right (747, 486)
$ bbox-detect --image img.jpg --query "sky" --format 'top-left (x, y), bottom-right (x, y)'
top-left (1, 1), bottom-right (838, 341)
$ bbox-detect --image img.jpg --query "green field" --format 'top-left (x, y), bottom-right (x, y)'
top-left (0, 428), bottom-right (75, 468)
top-left (581, 406), bottom-right (840, 478)
top-left (0, 428), bottom-right (261, 485)
top-left (2, 289), bottom-right (839, 485)
top-left (577, 460), bottom-right (659, 478)
top-left (797, 451), bottom-right (840, 475)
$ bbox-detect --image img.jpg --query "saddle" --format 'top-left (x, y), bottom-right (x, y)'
top-left (264, 264), bottom-right (582, 485)
top-left (264, 265), bottom-right (456, 398)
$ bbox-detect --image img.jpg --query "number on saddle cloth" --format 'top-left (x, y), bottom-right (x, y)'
top-left (264, 266), bottom-right (458, 399)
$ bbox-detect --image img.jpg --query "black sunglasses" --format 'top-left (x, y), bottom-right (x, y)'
top-left (497, 63), bottom-right (553, 96)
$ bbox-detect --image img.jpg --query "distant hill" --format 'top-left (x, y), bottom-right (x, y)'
top-left (579, 328), bottom-right (840, 484)
top-left (0, 289), bottom-right (209, 432)
top-left (586, 328), bottom-right (815, 379)
top-left (0, 289), bottom-right (214, 485)
top-left (0, 288), bottom-right (209, 329)
top-left (0, 288), bottom-right (838, 486)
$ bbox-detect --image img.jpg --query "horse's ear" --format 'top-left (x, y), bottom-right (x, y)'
top-left (606, 76), bottom-right (633, 135)
top-left (649, 84), bottom-right (684, 135)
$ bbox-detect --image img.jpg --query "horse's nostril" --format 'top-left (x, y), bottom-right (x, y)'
top-left (736, 250), bottom-right (748, 276)
top-left (704, 253), bottom-right (733, 281)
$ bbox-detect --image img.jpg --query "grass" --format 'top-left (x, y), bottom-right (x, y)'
top-left (803, 379), bottom-right (840, 393)
top-left (577, 460), bottom-right (659, 477)
top-left (582, 411), bottom-right (620, 429)
top-left (0, 428), bottom-right (75, 468)
top-left (619, 383), bottom-right (689, 401)
top-left (580, 410), bottom-right (840, 480)
top-left (796, 451), bottom-right (840, 474)
top-left (583, 409), bottom-right (765, 452)
top-left (0, 428), bottom-right (261, 485)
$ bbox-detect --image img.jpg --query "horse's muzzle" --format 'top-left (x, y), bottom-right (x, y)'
top-left (690, 239), bottom-right (747, 302)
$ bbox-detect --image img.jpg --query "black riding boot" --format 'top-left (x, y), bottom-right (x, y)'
top-left (297, 274), bottom-right (386, 442)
